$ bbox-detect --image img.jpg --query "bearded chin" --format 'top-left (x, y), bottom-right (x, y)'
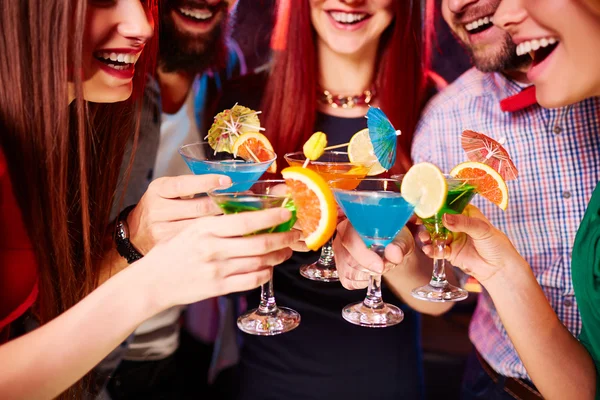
top-left (158, 12), bottom-right (229, 74)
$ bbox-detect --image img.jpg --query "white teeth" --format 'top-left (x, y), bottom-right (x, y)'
top-left (330, 11), bottom-right (368, 24)
top-left (464, 15), bottom-right (494, 32)
top-left (515, 36), bottom-right (559, 56)
top-left (179, 7), bottom-right (213, 20)
top-left (95, 51), bottom-right (141, 65)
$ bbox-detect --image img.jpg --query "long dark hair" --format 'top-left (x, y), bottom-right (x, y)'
top-left (0, 0), bottom-right (157, 395)
top-left (262, 0), bottom-right (433, 174)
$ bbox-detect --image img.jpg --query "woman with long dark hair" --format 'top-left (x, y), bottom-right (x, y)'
top-left (213, 1), bottom-right (450, 398)
top-left (0, 0), bottom-right (299, 398)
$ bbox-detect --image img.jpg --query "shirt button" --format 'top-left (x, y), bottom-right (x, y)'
top-left (562, 191), bottom-right (572, 199)
top-left (553, 126), bottom-right (562, 134)
top-left (564, 298), bottom-right (573, 307)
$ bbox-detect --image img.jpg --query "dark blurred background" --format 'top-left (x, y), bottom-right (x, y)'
top-left (228, 1), bottom-right (475, 399)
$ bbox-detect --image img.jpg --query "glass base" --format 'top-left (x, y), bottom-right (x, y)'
top-left (342, 301), bottom-right (404, 328)
top-left (237, 307), bottom-right (301, 336)
top-left (299, 262), bottom-right (339, 282)
top-left (411, 283), bottom-right (469, 302)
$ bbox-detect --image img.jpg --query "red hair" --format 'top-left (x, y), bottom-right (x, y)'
top-left (262, 0), bottom-right (433, 174)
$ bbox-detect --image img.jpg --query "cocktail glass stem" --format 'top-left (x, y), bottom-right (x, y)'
top-left (411, 229), bottom-right (469, 302)
top-left (430, 238), bottom-right (448, 286)
top-left (257, 272), bottom-right (277, 314)
top-left (299, 238), bottom-right (339, 282)
top-left (363, 245), bottom-right (385, 309)
top-left (341, 244), bottom-right (403, 327)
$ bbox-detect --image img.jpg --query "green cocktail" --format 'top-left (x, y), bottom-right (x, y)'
top-left (218, 198), bottom-right (296, 233)
top-left (422, 179), bottom-right (477, 239)
top-left (208, 179), bottom-right (301, 336)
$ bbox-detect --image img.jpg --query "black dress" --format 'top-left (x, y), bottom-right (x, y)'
top-left (215, 74), bottom-right (424, 400)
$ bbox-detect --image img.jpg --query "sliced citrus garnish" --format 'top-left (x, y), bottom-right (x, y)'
top-left (232, 132), bottom-right (277, 174)
top-left (303, 131), bottom-right (328, 161)
top-left (347, 128), bottom-right (386, 176)
top-left (207, 104), bottom-right (262, 153)
top-left (281, 166), bottom-right (337, 251)
top-left (400, 162), bottom-right (447, 219)
top-left (450, 161), bottom-right (508, 210)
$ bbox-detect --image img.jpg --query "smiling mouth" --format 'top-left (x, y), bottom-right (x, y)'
top-left (94, 51), bottom-right (140, 71)
top-left (464, 15), bottom-right (494, 35)
top-left (178, 6), bottom-right (215, 22)
top-left (328, 11), bottom-right (371, 25)
top-left (516, 37), bottom-right (559, 65)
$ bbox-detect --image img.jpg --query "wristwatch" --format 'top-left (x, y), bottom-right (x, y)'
top-left (115, 205), bottom-right (143, 264)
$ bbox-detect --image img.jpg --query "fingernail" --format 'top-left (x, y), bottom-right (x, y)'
top-left (219, 176), bottom-right (231, 186)
top-left (444, 214), bottom-right (456, 225)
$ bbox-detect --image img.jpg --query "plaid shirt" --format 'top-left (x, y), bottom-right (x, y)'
top-left (413, 68), bottom-right (600, 380)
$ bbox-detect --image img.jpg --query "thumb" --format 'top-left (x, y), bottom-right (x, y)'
top-left (442, 213), bottom-right (494, 241)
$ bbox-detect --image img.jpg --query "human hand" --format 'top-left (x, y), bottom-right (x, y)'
top-left (127, 174), bottom-right (229, 254)
top-left (332, 219), bottom-right (415, 290)
top-left (422, 205), bottom-right (523, 284)
top-left (140, 207), bottom-right (301, 308)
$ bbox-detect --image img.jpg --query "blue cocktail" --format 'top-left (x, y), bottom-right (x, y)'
top-left (179, 142), bottom-right (276, 191)
top-left (330, 178), bottom-right (415, 327)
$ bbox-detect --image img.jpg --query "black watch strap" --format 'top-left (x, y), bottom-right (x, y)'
top-left (115, 205), bottom-right (143, 264)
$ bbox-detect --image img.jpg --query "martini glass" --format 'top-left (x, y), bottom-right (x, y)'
top-left (208, 179), bottom-right (301, 336)
top-left (179, 141), bottom-right (276, 191)
top-left (330, 177), bottom-right (414, 327)
top-left (284, 151), bottom-right (371, 282)
top-left (394, 174), bottom-right (477, 302)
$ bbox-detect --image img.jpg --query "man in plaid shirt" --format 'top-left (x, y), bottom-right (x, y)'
top-left (334, 0), bottom-right (600, 398)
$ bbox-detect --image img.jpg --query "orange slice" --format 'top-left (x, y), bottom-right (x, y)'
top-left (281, 166), bottom-right (338, 251)
top-left (232, 132), bottom-right (277, 174)
top-left (450, 161), bottom-right (508, 210)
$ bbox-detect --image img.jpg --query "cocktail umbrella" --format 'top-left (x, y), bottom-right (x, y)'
top-left (460, 130), bottom-right (518, 181)
top-left (205, 104), bottom-right (264, 154)
top-left (366, 107), bottom-right (402, 171)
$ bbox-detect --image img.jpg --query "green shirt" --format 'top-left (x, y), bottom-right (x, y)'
top-left (572, 182), bottom-right (600, 399)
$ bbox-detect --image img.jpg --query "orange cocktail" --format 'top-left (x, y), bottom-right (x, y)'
top-left (283, 151), bottom-right (371, 282)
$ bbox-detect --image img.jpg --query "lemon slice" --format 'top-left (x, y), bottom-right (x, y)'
top-left (347, 128), bottom-right (387, 176)
top-left (400, 162), bottom-right (447, 218)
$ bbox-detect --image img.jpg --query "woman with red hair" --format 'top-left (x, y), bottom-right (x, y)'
top-left (214, 0), bottom-right (450, 398)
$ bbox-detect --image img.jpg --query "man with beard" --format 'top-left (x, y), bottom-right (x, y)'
top-left (333, 0), bottom-right (600, 399)
top-left (100, 1), bottom-right (245, 399)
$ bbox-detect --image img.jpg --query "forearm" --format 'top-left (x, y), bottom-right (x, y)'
top-left (0, 260), bottom-right (160, 400)
top-left (485, 262), bottom-right (596, 400)
top-left (383, 246), bottom-right (454, 315)
top-left (98, 233), bottom-right (129, 285)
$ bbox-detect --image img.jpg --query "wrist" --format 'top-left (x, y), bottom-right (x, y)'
top-left (115, 205), bottom-right (144, 263)
top-left (124, 255), bottom-right (168, 317)
top-left (483, 257), bottom-right (535, 295)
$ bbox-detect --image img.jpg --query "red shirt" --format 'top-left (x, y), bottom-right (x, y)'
top-left (0, 149), bottom-right (38, 332)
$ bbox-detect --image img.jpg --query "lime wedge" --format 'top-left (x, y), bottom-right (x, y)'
top-left (400, 162), bottom-right (447, 218)
top-left (347, 128), bottom-right (387, 176)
